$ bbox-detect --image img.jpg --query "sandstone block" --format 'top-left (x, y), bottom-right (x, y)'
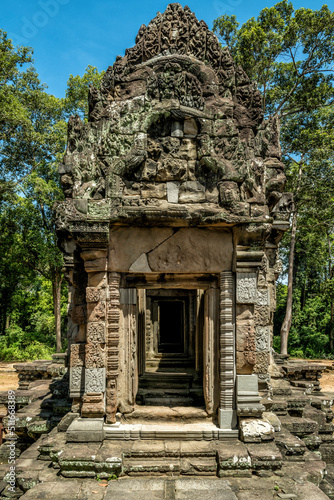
top-left (156, 158), bottom-right (187, 181)
top-left (184, 118), bottom-right (198, 137)
top-left (179, 181), bottom-right (205, 203)
top-left (240, 418), bottom-right (275, 443)
top-left (141, 182), bottom-right (166, 199)
top-left (87, 301), bottom-right (106, 322)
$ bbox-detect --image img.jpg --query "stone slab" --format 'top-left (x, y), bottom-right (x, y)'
top-left (147, 228), bottom-right (233, 273)
top-left (104, 478), bottom-right (237, 500)
top-left (108, 227), bottom-right (232, 273)
top-left (66, 418), bottom-right (104, 442)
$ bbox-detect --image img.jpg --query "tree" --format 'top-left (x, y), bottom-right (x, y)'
top-left (0, 31), bottom-right (67, 352)
top-left (0, 31), bottom-right (104, 356)
top-left (213, 1), bottom-right (334, 355)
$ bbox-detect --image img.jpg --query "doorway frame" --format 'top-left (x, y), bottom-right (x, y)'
top-left (116, 272), bottom-right (236, 426)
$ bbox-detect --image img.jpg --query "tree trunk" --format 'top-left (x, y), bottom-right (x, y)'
top-left (328, 232), bottom-right (334, 351)
top-left (52, 274), bottom-right (62, 353)
top-left (280, 209), bottom-right (298, 355)
top-left (280, 159), bottom-right (303, 355)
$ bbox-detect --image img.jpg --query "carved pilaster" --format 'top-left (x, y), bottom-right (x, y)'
top-left (106, 272), bottom-right (121, 424)
top-left (219, 271), bottom-right (236, 429)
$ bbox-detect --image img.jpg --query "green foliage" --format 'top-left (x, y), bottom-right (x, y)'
top-left (214, 2), bottom-right (334, 357)
top-left (213, 2), bottom-right (334, 117)
top-left (274, 283), bottom-right (332, 358)
top-left (0, 325), bottom-right (54, 361)
top-left (0, 31), bottom-right (105, 358)
top-left (65, 65), bottom-right (104, 120)
top-left (0, 275), bottom-right (68, 361)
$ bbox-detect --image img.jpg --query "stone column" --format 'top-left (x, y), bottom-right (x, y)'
top-left (218, 271), bottom-right (237, 429)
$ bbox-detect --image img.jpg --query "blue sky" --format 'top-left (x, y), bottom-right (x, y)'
top-left (3, 0), bottom-right (334, 98)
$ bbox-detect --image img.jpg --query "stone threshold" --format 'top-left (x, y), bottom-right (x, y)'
top-left (66, 418), bottom-right (238, 442)
top-left (104, 423), bottom-right (238, 441)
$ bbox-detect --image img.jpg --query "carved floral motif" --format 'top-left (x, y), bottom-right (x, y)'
top-left (85, 343), bottom-right (106, 369)
top-left (86, 287), bottom-right (100, 303)
top-left (87, 322), bottom-right (105, 343)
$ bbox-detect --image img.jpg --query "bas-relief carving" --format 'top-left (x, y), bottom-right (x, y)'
top-left (87, 301), bottom-right (106, 322)
top-left (257, 288), bottom-right (270, 306)
top-left (85, 367), bottom-right (106, 393)
top-left (70, 344), bottom-right (85, 367)
top-left (255, 326), bottom-right (270, 352)
top-left (86, 287), bottom-right (101, 303)
top-left (236, 273), bottom-right (257, 304)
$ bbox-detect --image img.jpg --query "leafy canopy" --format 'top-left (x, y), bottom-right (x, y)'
top-left (213, 2), bottom-right (334, 117)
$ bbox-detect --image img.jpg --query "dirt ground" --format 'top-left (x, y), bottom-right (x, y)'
top-left (0, 360), bottom-right (333, 393)
top-left (0, 363), bottom-right (19, 391)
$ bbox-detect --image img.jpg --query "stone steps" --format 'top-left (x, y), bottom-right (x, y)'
top-left (136, 387), bottom-right (204, 407)
top-left (120, 405), bottom-right (210, 424)
top-left (138, 372), bottom-right (194, 389)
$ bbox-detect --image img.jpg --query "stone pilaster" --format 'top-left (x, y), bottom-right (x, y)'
top-left (106, 273), bottom-right (121, 424)
top-left (80, 248), bottom-right (108, 418)
top-left (219, 271), bottom-right (237, 429)
top-left (235, 246), bottom-right (268, 416)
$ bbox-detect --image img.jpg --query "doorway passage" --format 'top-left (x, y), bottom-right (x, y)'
top-left (158, 300), bottom-right (184, 353)
top-left (136, 289), bottom-right (204, 407)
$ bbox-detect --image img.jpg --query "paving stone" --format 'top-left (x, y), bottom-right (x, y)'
top-left (280, 415), bottom-right (319, 437)
top-left (105, 478), bottom-right (165, 499)
top-left (247, 442), bottom-right (283, 470)
top-left (275, 429), bottom-right (307, 459)
top-left (174, 478), bottom-right (237, 499)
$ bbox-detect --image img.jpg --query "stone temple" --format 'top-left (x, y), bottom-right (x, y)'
top-left (56, 3), bottom-right (291, 442)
